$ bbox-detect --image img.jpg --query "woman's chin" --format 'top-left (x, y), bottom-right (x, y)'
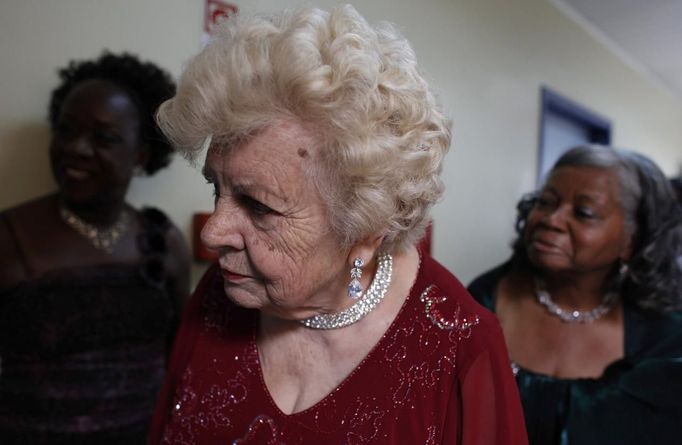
top-left (222, 285), bottom-right (265, 309)
top-left (527, 253), bottom-right (570, 275)
top-left (58, 184), bottom-right (99, 207)
top-left (223, 288), bottom-right (311, 322)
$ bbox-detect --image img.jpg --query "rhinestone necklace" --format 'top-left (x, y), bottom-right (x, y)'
top-left (299, 254), bottom-right (393, 329)
top-left (533, 276), bottom-right (617, 323)
top-left (59, 206), bottom-right (131, 254)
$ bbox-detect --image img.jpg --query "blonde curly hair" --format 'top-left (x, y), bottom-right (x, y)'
top-left (157, 4), bottom-right (451, 252)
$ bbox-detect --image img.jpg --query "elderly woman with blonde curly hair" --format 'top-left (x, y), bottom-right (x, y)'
top-left (149, 5), bottom-right (527, 444)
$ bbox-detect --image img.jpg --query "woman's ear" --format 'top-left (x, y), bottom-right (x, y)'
top-left (621, 230), bottom-right (638, 263)
top-left (346, 233), bottom-right (385, 267)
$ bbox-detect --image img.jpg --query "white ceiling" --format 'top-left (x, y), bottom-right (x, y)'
top-left (553, 0), bottom-right (682, 103)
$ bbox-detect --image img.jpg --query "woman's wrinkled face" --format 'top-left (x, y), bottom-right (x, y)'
top-left (524, 166), bottom-right (633, 276)
top-left (50, 80), bottom-right (142, 209)
top-left (201, 120), bottom-right (349, 318)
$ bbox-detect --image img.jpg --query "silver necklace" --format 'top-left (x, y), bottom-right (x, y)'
top-left (533, 276), bottom-right (617, 323)
top-left (299, 254), bottom-right (393, 329)
top-left (59, 206), bottom-right (131, 254)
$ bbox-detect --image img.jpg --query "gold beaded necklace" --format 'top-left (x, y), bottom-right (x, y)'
top-left (59, 206), bottom-right (131, 254)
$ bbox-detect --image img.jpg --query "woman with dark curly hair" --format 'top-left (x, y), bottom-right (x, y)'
top-left (0, 52), bottom-right (190, 443)
top-left (469, 145), bottom-right (682, 445)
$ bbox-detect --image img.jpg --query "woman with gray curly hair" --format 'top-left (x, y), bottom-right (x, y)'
top-left (469, 144), bottom-right (682, 445)
top-left (149, 5), bottom-right (527, 444)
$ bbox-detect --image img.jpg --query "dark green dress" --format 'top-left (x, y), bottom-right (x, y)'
top-left (468, 262), bottom-right (682, 445)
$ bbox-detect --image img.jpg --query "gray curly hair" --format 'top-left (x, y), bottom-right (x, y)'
top-left (513, 145), bottom-right (682, 313)
top-left (156, 4), bottom-right (451, 252)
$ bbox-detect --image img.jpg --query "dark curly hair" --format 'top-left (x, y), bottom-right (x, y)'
top-left (512, 145), bottom-right (682, 313)
top-left (671, 177), bottom-right (682, 204)
top-left (48, 51), bottom-right (176, 175)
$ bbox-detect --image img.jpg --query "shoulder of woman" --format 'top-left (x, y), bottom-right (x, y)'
top-left (417, 257), bottom-right (514, 372)
top-left (627, 306), bottom-right (682, 359)
top-left (466, 261), bottom-right (513, 309)
top-left (0, 195), bottom-right (57, 289)
top-left (4, 194), bottom-right (56, 222)
top-left (138, 206), bottom-right (171, 230)
top-left (417, 254), bottom-right (503, 338)
top-left (140, 206), bottom-right (190, 280)
top-left (137, 207), bottom-right (189, 256)
top-left (615, 311), bottom-right (682, 412)
top-left (0, 209), bottom-right (26, 289)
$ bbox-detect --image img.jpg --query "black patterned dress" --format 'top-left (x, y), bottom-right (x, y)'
top-left (0, 208), bottom-right (177, 444)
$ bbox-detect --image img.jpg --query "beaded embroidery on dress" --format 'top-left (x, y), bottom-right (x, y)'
top-left (158, 255), bottom-right (488, 444)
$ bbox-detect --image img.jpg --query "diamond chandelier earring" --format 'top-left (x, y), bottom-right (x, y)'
top-left (300, 253), bottom-right (393, 329)
top-left (347, 258), bottom-right (364, 299)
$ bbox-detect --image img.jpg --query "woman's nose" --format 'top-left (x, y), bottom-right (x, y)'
top-left (540, 206), bottom-right (567, 229)
top-left (200, 201), bottom-right (245, 253)
top-left (64, 135), bottom-right (94, 157)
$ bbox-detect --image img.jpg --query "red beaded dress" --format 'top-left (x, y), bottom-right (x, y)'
top-left (149, 254), bottom-right (528, 444)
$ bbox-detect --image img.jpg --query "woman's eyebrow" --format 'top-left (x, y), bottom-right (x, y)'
top-left (232, 183), bottom-right (288, 204)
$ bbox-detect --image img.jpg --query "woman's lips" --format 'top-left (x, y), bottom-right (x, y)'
top-left (221, 269), bottom-right (250, 282)
top-left (529, 237), bottom-right (562, 254)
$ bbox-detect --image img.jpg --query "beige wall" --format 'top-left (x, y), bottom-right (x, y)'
top-left (2, 0), bottom-right (681, 286)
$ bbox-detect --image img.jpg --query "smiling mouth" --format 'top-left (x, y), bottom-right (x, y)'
top-left (64, 167), bottom-right (91, 180)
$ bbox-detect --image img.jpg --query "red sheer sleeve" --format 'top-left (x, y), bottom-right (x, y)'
top-left (447, 315), bottom-right (528, 445)
top-left (147, 265), bottom-right (218, 444)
